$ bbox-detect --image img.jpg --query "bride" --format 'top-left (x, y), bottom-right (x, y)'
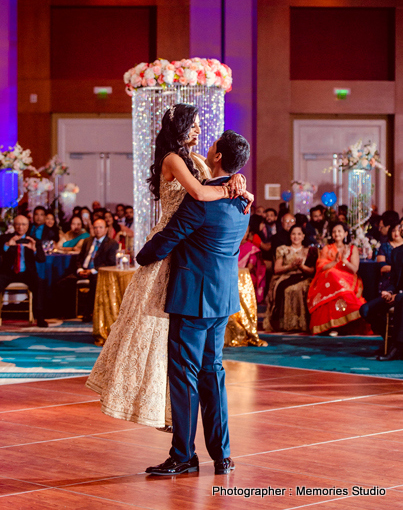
top-left (86, 103), bottom-right (253, 428)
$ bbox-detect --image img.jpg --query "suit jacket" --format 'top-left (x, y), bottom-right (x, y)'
top-left (77, 235), bottom-right (119, 272)
top-left (136, 176), bottom-right (250, 318)
top-left (29, 223), bottom-right (56, 242)
top-left (0, 233), bottom-right (45, 275)
top-left (385, 244), bottom-right (403, 294)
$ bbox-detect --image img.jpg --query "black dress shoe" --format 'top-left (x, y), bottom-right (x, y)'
top-left (214, 457), bottom-right (235, 474)
top-left (36, 319), bottom-right (48, 328)
top-left (377, 347), bottom-right (402, 361)
top-left (145, 454), bottom-right (199, 475)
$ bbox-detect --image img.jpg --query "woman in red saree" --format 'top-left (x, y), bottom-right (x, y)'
top-left (308, 222), bottom-right (366, 335)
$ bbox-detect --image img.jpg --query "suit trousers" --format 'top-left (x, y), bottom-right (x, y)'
top-left (168, 314), bottom-right (230, 463)
top-left (0, 272), bottom-right (45, 321)
top-left (360, 293), bottom-right (403, 346)
top-left (56, 273), bottom-right (98, 318)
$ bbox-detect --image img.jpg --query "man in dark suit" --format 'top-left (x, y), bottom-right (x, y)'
top-left (29, 206), bottom-right (53, 242)
top-left (57, 218), bottom-right (118, 320)
top-left (360, 244), bottom-right (403, 360)
top-left (137, 130), bottom-right (250, 476)
top-left (0, 215), bottom-right (48, 327)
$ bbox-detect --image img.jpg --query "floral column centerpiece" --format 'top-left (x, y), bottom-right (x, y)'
top-left (292, 181), bottom-right (317, 215)
top-left (24, 177), bottom-right (54, 212)
top-left (0, 143), bottom-right (34, 209)
top-left (124, 57), bottom-right (231, 260)
top-left (341, 140), bottom-right (389, 258)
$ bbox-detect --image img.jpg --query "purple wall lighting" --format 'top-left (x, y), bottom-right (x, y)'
top-left (0, 171), bottom-right (18, 208)
top-left (0, 0), bottom-right (18, 208)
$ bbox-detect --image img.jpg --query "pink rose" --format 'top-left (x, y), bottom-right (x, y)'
top-left (157, 74), bottom-right (165, 85)
top-left (190, 63), bottom-right (199, 71)
top-left (172, 61), bottom-right (182, 68)
top-left (166, 63), bottom-right (175, 71)
top-left (153, 65), bottom-right (162, 76)
top-left (147, 78), bottom-right (157, 86)
top-left (131, 75), bottom-right (142, 88)
top-left (179, 77), bottom-right (188, 85)
top-left (175, 67), bottom-right (184, 77)
top-left (197, 70), bottom-right (206, 85)
top-left (141, 78), bottom-right (148, 87)
top-left (222, 77), bottom-right (232, 90)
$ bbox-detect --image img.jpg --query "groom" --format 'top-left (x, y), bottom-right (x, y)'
top-left (136, 130), bottom-right (250, 475)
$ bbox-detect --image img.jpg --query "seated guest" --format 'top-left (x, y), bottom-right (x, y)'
top-left (57, 215), bottom-right (90, 252)
top-left (360, 242), bottom-right (403, 360)
top-left (92, 200), bottom-right (102, 211)
top-left (44, 211), bottom-right (61, 243)
top-left (264, 208), bottom-right (277, 238)
top-left (80, 207), bottom-right (93, 234)
top-left (238, 226), bottom-right (266, 304)
top-left (263, 225), bottom-right (317, 332)
top-left (305, 205), bottom-right (328, 246)
top-left (72, 206), bottom-right (82, 217)
top-left (255, 205), bottom-right (265, 217)
top-left (93, 208), bottom-right (106, 221)
top-left (105, 211), bottom-right (121, 240)
top-left (124, 206), bottom-right (134, 229)
top-left (270, 213), bottom-right (295, 258)
top-left (377, 221), bottom-right (403, 293)
top-left (0, 215), bottom-right (47, 327)
top-left (308, 222), bottom-right (366, 335)
top-left (115, 203), bottom-right (126, 225)
top-left (377, 210), bottom-right (400, 243)
top-left (57, 219), bottom-right (118, 320)
top-left (29, 206), bottom-right (54, 242)
top-left (295, 213), bottom-right (308, 229)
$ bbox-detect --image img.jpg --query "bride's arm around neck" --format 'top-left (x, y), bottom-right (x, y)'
top-left (161, 153), bottom-right (225, 202)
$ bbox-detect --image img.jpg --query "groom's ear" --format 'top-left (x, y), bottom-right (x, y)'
top-left (215, 152), bottom-right (222, 163)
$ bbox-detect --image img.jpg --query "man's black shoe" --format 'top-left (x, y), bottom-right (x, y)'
top-left (36, 319), bottom-right (48, 328)
top-left (377, 346), bottom-right (402, 361)
top-left (214, 457), bottom-right (235, 474)
top-left (145, 454), bottom-right (199, 475)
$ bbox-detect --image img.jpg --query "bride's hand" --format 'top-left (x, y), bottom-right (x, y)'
top-left (239, 189), bottom-right (254, 214)
top-left (225, 173), bottom-right (246, 198)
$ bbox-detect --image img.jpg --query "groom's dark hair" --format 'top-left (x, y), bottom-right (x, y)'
top-left (217, 130), bottom-right (250, 174)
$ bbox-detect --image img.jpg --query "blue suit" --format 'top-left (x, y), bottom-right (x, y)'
top-left (136, 176), bottom-right (249, 462)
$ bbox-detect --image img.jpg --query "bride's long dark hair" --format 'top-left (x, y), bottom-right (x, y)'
top-left (148, 103), bottom-right (199, 200)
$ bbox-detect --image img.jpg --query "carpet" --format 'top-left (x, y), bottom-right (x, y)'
top-left (0, 321), bottom-right (100, 384)
top-left (223, 333), bottom-right (403, 379)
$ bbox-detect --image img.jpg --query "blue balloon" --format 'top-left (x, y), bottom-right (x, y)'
top-left (281, 190), bottom-right (292, 202)
top-left (321, 191), bottom-right (337, 207)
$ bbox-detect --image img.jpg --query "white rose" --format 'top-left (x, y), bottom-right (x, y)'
top-left (144, 67), bottom-right (155, 79)
top-left (206, 71), bottom-right (216, 87)
top-left (163, 69), bottom-right (174, 85)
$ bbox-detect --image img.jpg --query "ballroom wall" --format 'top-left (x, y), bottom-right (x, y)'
top-left (15, 0), bottom-right (403, 213)
top-left (257, 0), bottom-right (403, 214)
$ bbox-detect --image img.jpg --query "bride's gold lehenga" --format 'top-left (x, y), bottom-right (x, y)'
top-left (86, 154), bottom-right (210, 427)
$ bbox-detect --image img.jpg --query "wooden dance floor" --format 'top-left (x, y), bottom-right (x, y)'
top-left (1, 361), bottom-right (403, 509)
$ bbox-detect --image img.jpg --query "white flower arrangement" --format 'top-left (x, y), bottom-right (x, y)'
top-left (341, 140), bottom-right (390, 176)
top-left (0, 143), bottom-right (34, 172)
top-left (24, 177), bottom-right (54, 194)
top-left (63, 183), bottom-right (79, 194)
top-left (351, 226), bottom-right (380, 259)
top-left (291, 181), bottom-right (318, 193)
top-left (124, 58), bottom-right (232, 94)
top-left (39, 155), bottom-right (69, 177)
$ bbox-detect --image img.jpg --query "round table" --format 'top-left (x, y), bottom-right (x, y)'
top-left (36, 253), bottom-right (77, 317)
top-left (92, 266), bottom-right (136, 344)
top-left (93, 266), bottom-right (261, 347)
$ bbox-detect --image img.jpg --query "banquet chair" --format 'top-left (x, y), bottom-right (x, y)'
top-left (75, 279), bottom-right (90, 318)
top-left (384, 307), bottom-right (394, 356)
top-left (0, 283), bottom-right (34, 326)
